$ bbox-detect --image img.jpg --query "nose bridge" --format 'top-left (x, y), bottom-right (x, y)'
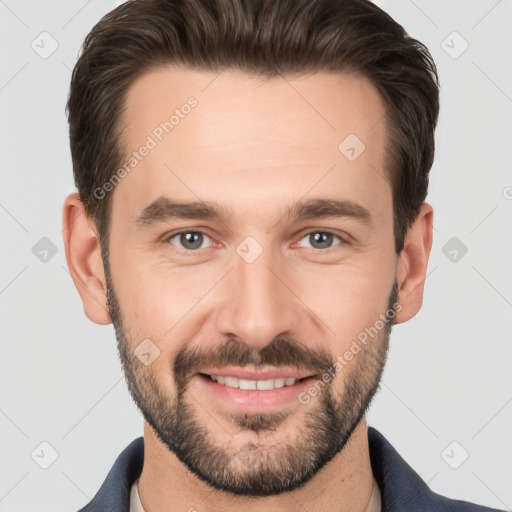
top-left (215, 239), bottom-right (299, 348)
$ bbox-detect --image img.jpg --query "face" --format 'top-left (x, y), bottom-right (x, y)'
top-left (104, 67), bottom-right (399, 496)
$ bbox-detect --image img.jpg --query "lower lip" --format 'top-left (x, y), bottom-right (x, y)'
top-left (195, 374), bottom-right (318, 412)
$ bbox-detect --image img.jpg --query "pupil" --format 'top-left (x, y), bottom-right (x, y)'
top-left (311, 232), bottom-right (332, 249)
top-left (181, 232), bottom-right (203, 250)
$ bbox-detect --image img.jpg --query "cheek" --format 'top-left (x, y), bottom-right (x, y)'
top-left (301, 258), bottom-right (394, 348)
top-left (111, 252), bottom-right (212, 341)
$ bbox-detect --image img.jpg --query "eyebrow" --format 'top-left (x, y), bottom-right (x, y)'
top-left (134, 196), bottom-right (373, 229)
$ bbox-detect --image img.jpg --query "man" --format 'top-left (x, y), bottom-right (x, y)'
top-left (62, 0), bottom-right (504, 510)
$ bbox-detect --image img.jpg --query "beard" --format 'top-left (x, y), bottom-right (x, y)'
top-left (104, 252), bottom-right (397, 497)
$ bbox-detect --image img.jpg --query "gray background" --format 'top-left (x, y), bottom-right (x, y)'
top-left (1, 0), bottom-right (511, 510)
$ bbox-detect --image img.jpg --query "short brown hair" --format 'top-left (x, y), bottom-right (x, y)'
top-left (67, 0), bottom-right (439, 255)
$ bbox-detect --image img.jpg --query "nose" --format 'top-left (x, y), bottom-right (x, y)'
top-left (213, 242), bottom-right (304, 350)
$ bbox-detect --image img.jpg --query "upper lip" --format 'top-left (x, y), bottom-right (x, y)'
top-left (199, 367), bottom-right (315, 380)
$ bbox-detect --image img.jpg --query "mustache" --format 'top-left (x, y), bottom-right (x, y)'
top-left (172, 336), bottom-right (334, 390)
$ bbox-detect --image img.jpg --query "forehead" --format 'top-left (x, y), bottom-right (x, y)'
top-left (114, 66), bottom-right (390, 227)
top-left (122, 65), bottom-right (387, 150)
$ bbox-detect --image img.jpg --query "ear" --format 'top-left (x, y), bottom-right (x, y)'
top-left (62, 193), bottom-right (111, 325)
top-left (394, 202), bottom-right (434, 324)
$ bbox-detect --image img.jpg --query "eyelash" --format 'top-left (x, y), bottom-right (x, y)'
top-left (163, 229), bottom-right (348, 254)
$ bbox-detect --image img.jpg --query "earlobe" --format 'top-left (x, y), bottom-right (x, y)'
top-left (62, 193), bottom-right (112, 325)
top-left (394, 202), bottom-right (434, 324)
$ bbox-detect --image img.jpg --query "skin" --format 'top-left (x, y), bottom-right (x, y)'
top-left (62, 67), bottom-right (433, 512)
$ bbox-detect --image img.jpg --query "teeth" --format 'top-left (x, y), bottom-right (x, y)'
top-left (210, 375), bottom-right (299, 389)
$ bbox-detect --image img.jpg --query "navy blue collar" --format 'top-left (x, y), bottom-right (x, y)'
top-left (77, 426), bottom-right (503, 511)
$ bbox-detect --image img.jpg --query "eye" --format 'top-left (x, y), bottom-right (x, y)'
top-left (166, 231), bottom-right (213, 251)
top-left (296, 231), bottom-right (346, 251)
top-left (163, 229), bottom-right (347, 253)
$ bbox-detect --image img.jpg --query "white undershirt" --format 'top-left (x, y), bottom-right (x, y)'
top-left (129, 475), bottom-right (382, 511)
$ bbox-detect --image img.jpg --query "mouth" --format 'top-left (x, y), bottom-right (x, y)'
top-left (198, 372), bottom-right (313, 390)
top-left (195, 371), bottom-right (319, 412)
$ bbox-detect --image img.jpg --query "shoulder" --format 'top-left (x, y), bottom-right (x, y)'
top-left (368, 426), bottom-right (505, 512)
top-left (76, 437), bottom-right (144, 512)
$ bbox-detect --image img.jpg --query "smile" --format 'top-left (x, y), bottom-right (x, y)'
top-left (202, 374), bottom-right (307, 390)
top-left (196, 372), bottom-right (318, 412)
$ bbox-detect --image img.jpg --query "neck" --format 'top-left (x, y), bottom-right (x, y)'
top-left (138, 417), bottom-right (374, 512)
